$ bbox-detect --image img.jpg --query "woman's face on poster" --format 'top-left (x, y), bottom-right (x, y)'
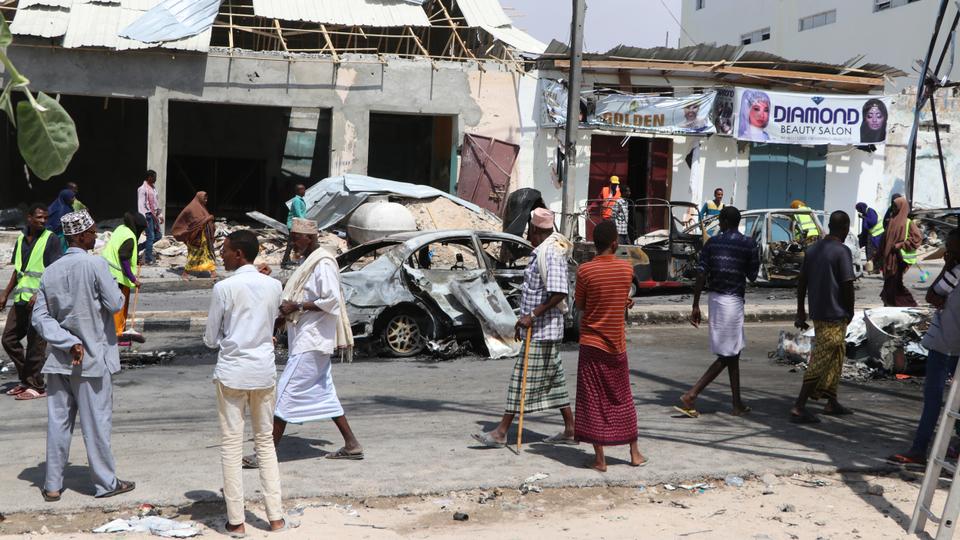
top-left (866, 105), bottom-right (885, 131)
top-left (749, 100), bottom-right (770, 128)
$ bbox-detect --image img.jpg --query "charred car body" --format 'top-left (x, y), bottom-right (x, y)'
top-left (336, 230), bottom-right (576, 358)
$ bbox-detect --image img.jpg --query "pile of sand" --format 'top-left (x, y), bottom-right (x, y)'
top-left (403, 197), bottom-right (501, 233)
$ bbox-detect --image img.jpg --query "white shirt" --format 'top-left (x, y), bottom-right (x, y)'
top-left (204, 265), bottom-right (283, 390)
top-left (287, 258), bottom-right (341, 356)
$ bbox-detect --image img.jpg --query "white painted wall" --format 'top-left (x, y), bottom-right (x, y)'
top-left (680, 0), bottom-right (950, 89)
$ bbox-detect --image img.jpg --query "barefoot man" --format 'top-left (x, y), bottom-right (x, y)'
top-left (574, 220), bottom-right (645, 471)
top-left (790, 211), bottom-right (856, 424)
top-left (677, 206), bottom-right (759, 418)
top-left (473, 208), bottom-right (576, 447)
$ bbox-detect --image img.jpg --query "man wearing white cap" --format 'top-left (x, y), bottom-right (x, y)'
top-left (30, 210), bottom-right (135, 501)
top-left (473, 207), bottom-right (577, 448)
top-left (243, 217), bottom-right (363, 468)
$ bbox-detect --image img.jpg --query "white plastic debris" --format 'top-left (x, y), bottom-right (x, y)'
top-left (93, 516), bottom-right (201, 538)
top-left (519, 472), bottom-right (549, 494)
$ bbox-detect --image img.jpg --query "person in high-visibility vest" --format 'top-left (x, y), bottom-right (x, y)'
top-left (102, 212), bottom-right (147, 338)
top-left (855, 202), bottom-right (883, 267)
top-left (0, 204), bottom-right (63, 400)
top-left (880, 195), bottom-right (922, 307)
top-left (599, 175), bottom-right (622, 220)
top-left (790, 200), bottom-right (821, 241)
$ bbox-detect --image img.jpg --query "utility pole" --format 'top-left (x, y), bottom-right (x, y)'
top-left (560, 0), bottom-right (586, 237)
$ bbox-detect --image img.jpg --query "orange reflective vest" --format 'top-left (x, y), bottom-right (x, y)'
top-left (600, 186), bottom-right (621, 220)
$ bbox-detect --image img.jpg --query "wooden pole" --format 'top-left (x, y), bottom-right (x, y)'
top-left (516, 326), bottom-right (533, 452)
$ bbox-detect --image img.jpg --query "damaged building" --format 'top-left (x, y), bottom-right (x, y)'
top-left (0, 0), bottom-right (543, 222)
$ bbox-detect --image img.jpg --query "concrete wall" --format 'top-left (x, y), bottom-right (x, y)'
top-left (680, 0), bottom-right (951, 89)
top-left (4, 44), bottom-right (529, 212)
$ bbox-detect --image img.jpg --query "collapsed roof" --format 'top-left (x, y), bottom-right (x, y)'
top-left (2, 0), bottom-right (546, 62)
top-left (539, 40), bottom-right (907, 93)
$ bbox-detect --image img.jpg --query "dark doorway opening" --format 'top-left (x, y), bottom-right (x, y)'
top-left (586, 135), bottom-right (673, 240)
top-left (168, 101), bottom-right (328, 224)
top-left (367, 113), bottom-right (454, 192)
top-left (0, 95), bottom-right (147, 222)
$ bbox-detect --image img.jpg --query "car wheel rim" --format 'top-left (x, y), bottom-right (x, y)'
top-left (386, 315), bottom-right (422, 355)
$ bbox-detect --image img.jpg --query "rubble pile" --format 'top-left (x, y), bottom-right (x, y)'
top-left (404, 197), bottom-right (501, 232)
top-left (771, 307), bottom-right (934, 381)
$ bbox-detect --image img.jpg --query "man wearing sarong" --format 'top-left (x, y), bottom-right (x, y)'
top-left (2, 204), bottom-right (62, 400)
top-left (31, 210), bottom-right (135, 501)
top-left (888, 228), bottom-right (960, 465)
top-left (204, 230), bottom-right (293, 535)
top-left (791, 211), bottom-right (856, 424)
top-left (574, 220), bottom-right (645, 471)
top-left (473, 208), bottom-right (576, 447)
top-left (243, 218), bottom-right (363, 468)
top-left (101, 213), bottom-right (146, 339)
top-left (677, 206), bottom-right (759, 418)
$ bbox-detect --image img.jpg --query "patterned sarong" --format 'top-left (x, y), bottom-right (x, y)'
top-left (803, 320), bottom-right (847, 400)
top-left (574, 345), bottom-right (638, 446)
top-left (505, 340), bottom-right (570, 414)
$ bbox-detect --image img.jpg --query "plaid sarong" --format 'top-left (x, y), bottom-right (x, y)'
top-left (505, 340), bottom-right (571, 414)
top-left (803, 320), bottom-right (847, 401)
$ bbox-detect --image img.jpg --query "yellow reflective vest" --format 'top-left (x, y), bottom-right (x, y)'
top-left (102, 225), bottom-right (138, 288)
top-left (12, 230), bottom-right (52, 303)
top-left (901, 219), bottom-right (918, 265)
top-left (794, 207), bottom-right (820, 239)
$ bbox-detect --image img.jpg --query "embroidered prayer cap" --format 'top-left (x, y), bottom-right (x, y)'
top-left (61, 210), bottom-right (95, 236)
top-left (291, 217), bottom-right (319, 235)
top-left (530, 208), bottom-right (555, 230)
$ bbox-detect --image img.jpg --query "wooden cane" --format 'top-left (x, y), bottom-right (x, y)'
top-left (516, 326), bottom-right (534, 452)
top-left (119, 264), bottom-right (145, 344)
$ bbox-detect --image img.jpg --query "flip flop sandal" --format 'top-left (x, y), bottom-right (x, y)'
top-left (15, 388), bottom-right (46, 401)
top-left (543, 433), bottom-right (579, 445)
top-left (96, 479), bottom-right (136, 498)
top-left (471, 433), bottom-right (506, 449)
top-left (888, 453), bottom-right (926, 466)
top-left (40, 488), bottom-right (61, 502)
top-left (630, 458), bottom-right (649, 468)
top-left (789, 411), bottom-right (821, 424)
top-left (326, 447), bottom-right (364, 460)
top-left (6, 384), bottom-right (27, 396)
top-left (242, 455), bottom-right (259, 469)
top-left (673, 405), bottom-right (700, 419)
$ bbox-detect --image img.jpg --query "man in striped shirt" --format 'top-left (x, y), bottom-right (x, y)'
top-left (574, 220), bottom-right (645, 472)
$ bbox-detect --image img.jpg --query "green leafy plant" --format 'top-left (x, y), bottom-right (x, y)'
top-left (0, 13), bottom-right (78, 180)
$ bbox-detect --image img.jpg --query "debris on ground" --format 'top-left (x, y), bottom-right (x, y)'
top-left (120, 350), bottom-right (176, 367)
top-left (93, 516), bottom-right (201, 537)
top-left (520, 472), bottom-right (549, 495)
top-left (866, 484), bottom-right (885, 496)
top-left (724, 475), bottom-right (744, 488)
top-left (771, 308), bottom-right (933, 380)
top-left (790, 474), bottom-right (831, 487)
top-left (452, 512), bottom-right (469, 521)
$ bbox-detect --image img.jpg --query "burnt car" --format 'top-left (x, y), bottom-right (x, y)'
top-left (336, 230), bottom-right (577, 358)
top-left (578, 198), bottom-right (705, 296)
top-left (689, 208), bottom-right (862, 286)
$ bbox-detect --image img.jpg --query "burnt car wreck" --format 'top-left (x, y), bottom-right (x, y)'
top-left (336, 230), bottom-right (576, 359)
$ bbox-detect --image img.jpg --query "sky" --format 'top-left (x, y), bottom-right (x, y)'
top-left (499, 0), bottom-right (683, 53)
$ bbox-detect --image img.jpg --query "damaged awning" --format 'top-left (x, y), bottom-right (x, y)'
top-left (119, 0), bottom-right (222, 44)
top-left (290, 174), bottom-right (490, 232)
top-left (250, 0), bottom-right (431, 27)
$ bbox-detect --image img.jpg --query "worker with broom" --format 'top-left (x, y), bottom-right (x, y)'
top-left (101, 212), bottom-right (147, 344)
top-left (472, 207), bottom-right (576, 448)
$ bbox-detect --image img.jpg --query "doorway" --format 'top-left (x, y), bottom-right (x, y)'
top-left (368, 113), bottom-right (455, 193)
top-left (747, 143), bottom-right (827, 209)
top-left (587, 135), bottom-right (672, 240)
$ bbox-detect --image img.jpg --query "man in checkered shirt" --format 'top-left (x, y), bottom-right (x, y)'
top-left (473, 208), bottom-right (576, 448)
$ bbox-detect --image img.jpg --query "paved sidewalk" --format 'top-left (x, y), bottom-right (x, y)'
top-left (0, 324), bottom-right (923, 514)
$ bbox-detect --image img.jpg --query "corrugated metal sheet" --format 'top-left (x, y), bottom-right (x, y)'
top-left (9, 6), bottom-right (71, 38)
top-left (483, 25), bottom-right (545, 55)
top-left (251, 0), bottom-right (430, 27)
top-left (454, 0), bottom-right (511, 28)
top-left (119, 0), bottom-right (220, 43)
top-left (19, 0), bottom-right (74, 8)
top-left (61, 1), bottom-right (209, 51)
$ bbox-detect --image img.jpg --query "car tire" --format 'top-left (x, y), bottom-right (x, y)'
top-left (381, 312), bottom-right (426, 357)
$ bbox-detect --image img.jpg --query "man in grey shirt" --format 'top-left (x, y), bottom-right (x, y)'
top-left (791, 211), bottom-right (856, 424)
top-left (31, 210), bottom-right (135, 502)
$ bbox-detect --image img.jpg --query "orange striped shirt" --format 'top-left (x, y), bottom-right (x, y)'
top-left (575, 255), bottom-right (633, 354)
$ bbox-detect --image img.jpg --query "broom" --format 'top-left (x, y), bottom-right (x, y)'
top-left (119, 264), bottom-right (146, 344)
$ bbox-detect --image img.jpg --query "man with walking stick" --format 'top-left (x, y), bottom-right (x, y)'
top-left (472, 208), bottom-right (576, 448)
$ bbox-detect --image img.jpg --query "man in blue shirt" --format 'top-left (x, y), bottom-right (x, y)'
top-left (677, 206), bottom-right (759, 418)
top-left (282, 184), bottom-right (308, 268)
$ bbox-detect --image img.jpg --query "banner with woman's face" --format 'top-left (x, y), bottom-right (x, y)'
top-left (732, 87), bottom-right (889, 145)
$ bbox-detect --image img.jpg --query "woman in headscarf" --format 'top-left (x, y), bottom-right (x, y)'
top-left (46, 189), bottom-right (76, 252)
top-left (171, 191), bottom-right (217, 279)
top-left (880, 195), bottom-right (922, 306)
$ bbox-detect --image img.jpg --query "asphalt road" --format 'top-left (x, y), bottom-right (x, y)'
top-left (0, 323), bottom-right (924, 514)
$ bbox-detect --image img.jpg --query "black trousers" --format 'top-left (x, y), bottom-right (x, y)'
top-left (2, 303), bottom-right (46, 390)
